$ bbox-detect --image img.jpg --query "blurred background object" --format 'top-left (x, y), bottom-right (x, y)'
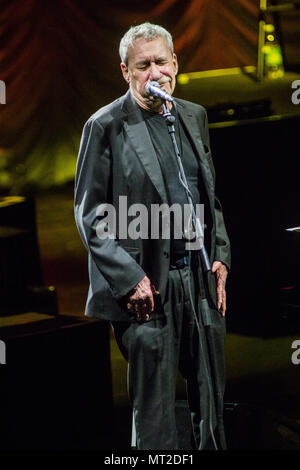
top-left (0, 0), bottom-right (300, 192)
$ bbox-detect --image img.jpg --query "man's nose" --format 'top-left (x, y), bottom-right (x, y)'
top-left (149, 63), bottom-right (162, 81)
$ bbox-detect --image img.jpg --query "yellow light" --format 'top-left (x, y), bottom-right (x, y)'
top-left (262, 45), bottom-right (271, 54)
top-left (267, 34), bottom-right (275, 42)
top-left (0, 196), bottom-right (25, 207)
top-left (177, 74), bottom-right (190, 85)
top-left (269, 70), bottom-right (284, 79)
top-left (227, 108), bottom-right (235, 116)
top-left (264, 24), bottom-right (275, 33)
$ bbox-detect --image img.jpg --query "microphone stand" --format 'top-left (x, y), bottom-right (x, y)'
top-left (161, 100), bottom-right (222, 449)
top-left (161, 100), bottom-right (211, 273)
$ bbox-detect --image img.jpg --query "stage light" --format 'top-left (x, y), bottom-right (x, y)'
top-left (263, 42), bottom-right (284, 79)
top-left (177, 74), bottom-right (190, 85)
top-left (264, 24), bottom-right (275, 33)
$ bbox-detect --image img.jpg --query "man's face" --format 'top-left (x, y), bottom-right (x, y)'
top-left (121, 36), bottom-right (178, 112)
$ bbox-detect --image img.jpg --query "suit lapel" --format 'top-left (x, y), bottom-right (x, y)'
top-left (175, 101), bottom-right (215, 207)
top-left (121, 92), bottom-right (214, 209)
top-left (122, 92), bottom-right (168, 204)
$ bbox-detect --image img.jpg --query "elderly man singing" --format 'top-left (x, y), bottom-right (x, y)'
top-left (75, 22), bottom-right (230, 450)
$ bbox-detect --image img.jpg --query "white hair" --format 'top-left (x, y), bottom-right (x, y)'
top-left (119, 22), bottom-right (174, 66)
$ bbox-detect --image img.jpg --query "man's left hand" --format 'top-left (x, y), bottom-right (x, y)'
top-left (211, 261), bottom-right (228, 317)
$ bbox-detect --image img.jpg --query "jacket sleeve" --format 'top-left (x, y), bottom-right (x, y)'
top-left (202, 109), bottom-right (231, 271)
top-left (74, 117), bottom-right (146, 300)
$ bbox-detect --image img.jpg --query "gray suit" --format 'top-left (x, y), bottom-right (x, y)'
top-left (74, 90), bottom-right (231, 450)
top-left (74, 90), bottom-right (230, 321)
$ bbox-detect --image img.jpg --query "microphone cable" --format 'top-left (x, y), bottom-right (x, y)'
top-left (178, 171), bottom-right (219, 450)
top-left (186, 249), bottom-right (219, 451)
top-left (178, 169), bottom-right (219, 450)
top-left (162, 100), bottom-right (220, 449)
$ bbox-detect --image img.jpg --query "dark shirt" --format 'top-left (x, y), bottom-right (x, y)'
top-left (141, 105), bottom-right (204, 263)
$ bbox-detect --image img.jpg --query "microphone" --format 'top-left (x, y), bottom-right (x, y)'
top-left (145, 81), bottom-right (174, 102)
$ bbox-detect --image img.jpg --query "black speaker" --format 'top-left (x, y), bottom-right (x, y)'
top-left (0, 196), bottom-right (58, 316)
top-left (210, 115), bottom-right (300, 336)
top-left (0, 315), bottom-right (113, 450)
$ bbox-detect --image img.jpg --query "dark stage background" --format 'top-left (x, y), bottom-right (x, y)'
top-left (1, 0), bottom-right (299, 191)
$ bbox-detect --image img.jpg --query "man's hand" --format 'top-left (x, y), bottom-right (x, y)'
top-left (211, 261), bottom-right (228, 317)
top-left (126, 276), bottom-right (157, 322)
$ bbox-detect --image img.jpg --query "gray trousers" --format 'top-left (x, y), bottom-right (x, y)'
top-left (112, 265), bottom-right (226, 450)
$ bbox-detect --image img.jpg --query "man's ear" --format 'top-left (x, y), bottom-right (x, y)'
top-left (173, 53), bottom-right (178, 76)
top-left (121, 63), bottom-right (130, 83)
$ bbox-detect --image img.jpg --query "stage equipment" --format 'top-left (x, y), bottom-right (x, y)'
top-left (0, 197), bottom-right (58, 316)
top-left (257, 0), bottom-right (300, 81)
top-left (0, 314), bottom-right (113, 449)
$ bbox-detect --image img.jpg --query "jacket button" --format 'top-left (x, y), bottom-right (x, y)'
top-left (163, 251), bottom-right (169, 259)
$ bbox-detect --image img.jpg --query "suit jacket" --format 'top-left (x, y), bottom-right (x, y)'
top-left (74, 90), bottom-right (231, 321)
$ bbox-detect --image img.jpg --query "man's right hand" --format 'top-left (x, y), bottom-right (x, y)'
top-left (126, 276), bottom-right (157, 322)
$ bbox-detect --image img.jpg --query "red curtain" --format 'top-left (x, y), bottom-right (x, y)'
top-left (0, 0), bottom-right (297, 190)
